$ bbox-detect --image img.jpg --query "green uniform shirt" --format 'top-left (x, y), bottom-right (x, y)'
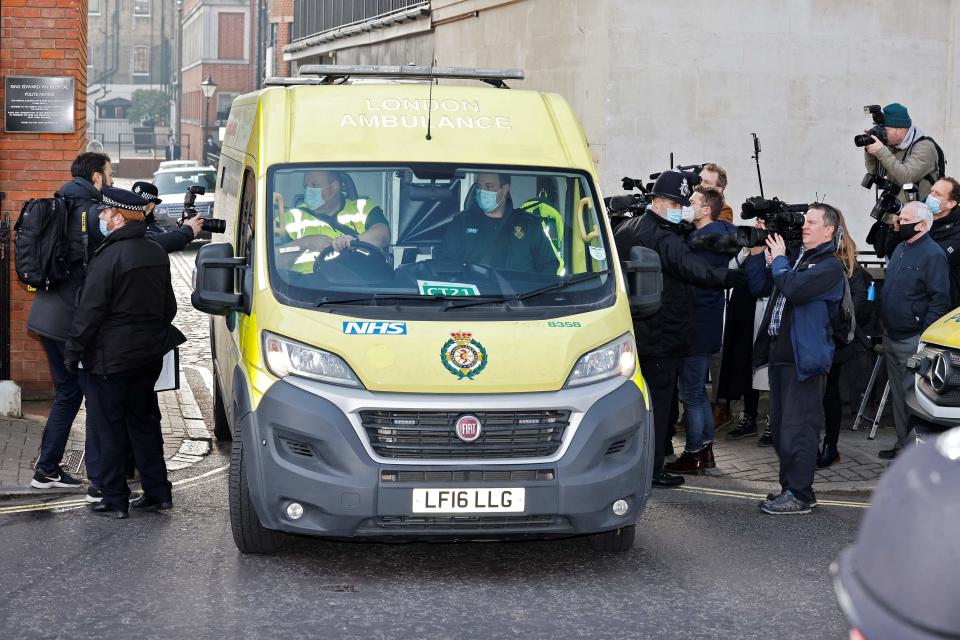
top-left (438, 209), bottom-right (559, 274)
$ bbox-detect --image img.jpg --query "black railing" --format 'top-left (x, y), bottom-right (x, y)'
top-left (292, 0), bottom-right (428, 41)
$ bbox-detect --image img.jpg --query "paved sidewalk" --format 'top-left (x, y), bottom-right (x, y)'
top-left (0, 377), bottom-right (211, 497)
top-left (670, 414), bottom-right (897, 493)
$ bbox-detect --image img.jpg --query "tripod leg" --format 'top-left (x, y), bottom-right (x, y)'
top-left (868, 381), bottom-right (890, 441)
top-left (854, 353), bottom-right (882, 432)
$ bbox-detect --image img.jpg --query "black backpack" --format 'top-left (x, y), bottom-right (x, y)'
top-left (14, 196), bottom-right (74, 290)
top-left (832, 277), bottom-right (856, 346)
top-left (908, 135), bottom-right (947, 185)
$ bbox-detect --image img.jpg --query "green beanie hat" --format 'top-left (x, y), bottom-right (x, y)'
top-left (883, 103), bottom-right (911, 129)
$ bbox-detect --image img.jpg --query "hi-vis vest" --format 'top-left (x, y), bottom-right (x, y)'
top-left (282, 197), bottom-right (376, 241)
top-left (520, 199), bottom-right (564, 275)
top-left (280, 198), bottom-right (377, 272)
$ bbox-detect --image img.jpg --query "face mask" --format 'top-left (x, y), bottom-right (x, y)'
top-left (476, 188), bottom-right (501, 213)
top-left (925, 195), bottom-right (941, 215)
top-left (303, 187), bottom-right (325, 210)
top-left (681, 205), bottom-right (695, 223)
top-left (99, 218), bottom-right (112, 237)
top-left (665, 206), bottom-right (683, 224)
top-left (897, 221), bottom-right (920, 240)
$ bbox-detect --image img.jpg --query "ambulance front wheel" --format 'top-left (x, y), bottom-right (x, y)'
top-left (229, 428), bottom-right (278, 555)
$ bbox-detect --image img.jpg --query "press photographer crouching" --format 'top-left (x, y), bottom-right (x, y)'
top-left (614, 170), bottom-right (747, 488)
top-left (747, 204), bottom-right (846, 515)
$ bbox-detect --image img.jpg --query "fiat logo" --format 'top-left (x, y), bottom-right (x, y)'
top-left (455, 415), bottom-right (482, 443)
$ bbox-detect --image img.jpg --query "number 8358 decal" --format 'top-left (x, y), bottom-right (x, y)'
top-left (546, 321), bottom-right (582, 328)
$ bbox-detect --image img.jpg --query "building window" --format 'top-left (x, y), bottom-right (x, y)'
top-left (134, 0), bottom-right (150, 17)
top-left (216, 93), bottom-right (237, 125)
top-left (88, 0), bottom-right (102, 15)
top-left (133, 46), bottom-right (150, 75)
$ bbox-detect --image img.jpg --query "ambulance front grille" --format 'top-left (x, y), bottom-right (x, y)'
top-left (359, 410), bottom-right (570, 460)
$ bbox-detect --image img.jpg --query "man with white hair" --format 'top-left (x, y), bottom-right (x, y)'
top-left (878, 201), bottom-right (951, 459)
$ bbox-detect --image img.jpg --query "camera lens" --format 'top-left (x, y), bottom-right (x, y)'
top-left (202, 218), bottom-right (227, 234)
top-left (853, 134), bottom-right (873, 147)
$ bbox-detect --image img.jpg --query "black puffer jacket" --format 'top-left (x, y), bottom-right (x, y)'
top-left (26, 178), bottom-right (105, 341)
top-left (930, 207), bottom-right (960, 307)
top-left (64, 221), bottom-right (186, 375)
top-left (614, 211), bottom-right (731, 358)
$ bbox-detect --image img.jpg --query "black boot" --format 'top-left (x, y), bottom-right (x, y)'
top-left (817, 442), bottom-right (840, 468)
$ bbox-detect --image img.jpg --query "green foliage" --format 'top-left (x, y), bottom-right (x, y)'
top-left (127, 89), bottom-right (169, 126)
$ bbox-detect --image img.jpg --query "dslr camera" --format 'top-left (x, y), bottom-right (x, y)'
top-left (854, 104), bottom-right (887, 147)
top-left (861, 175), bottom-right (918, 221)
top-left (737, 196), bottom-right (809, 247)
top-left (180, 185), bottom-right (226, 234)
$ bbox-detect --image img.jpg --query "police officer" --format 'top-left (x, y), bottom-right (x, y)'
top-left (438, 172), bottom-right (559, 274)
top-left (64, 188), bottom-right (186, 519)
top-left (614, 170), bottom-right (746, 487)
top-left (277, 170), bottom-right (390, 271)
top-left (131, 181), bottom-right (204, 252)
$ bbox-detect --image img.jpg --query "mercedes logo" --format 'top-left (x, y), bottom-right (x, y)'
top-left (929, 353), bottom-right (952, 393)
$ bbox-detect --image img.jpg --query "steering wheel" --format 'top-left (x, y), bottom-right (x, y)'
top-left (316, 239), bottom-right (387, 264)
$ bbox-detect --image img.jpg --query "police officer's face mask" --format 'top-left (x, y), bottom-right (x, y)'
top-left (664, 204), bottom-right (684, 224)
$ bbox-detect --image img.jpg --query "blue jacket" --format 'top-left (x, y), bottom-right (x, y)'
top-left (689, 220), bottom-right (737, 354)
top-left (879, 234), bottom-right (951, 340)
top-left (747, 241), bottom-right (845, 381)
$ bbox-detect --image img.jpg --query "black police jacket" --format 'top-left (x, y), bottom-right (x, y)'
top-left (614, 211), bottom-right (730, 358)
top-left (64, 221), bottom-right (186, 376)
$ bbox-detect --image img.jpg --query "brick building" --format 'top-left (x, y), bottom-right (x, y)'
top-left (179, 0), bottom-right (259, 164)
top-left (0, 0), bottom-right (89, 397)
top-left (265, 0), bottom-right (293, 78)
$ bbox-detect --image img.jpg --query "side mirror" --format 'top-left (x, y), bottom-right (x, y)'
top-left (192, 242), bottom-right (247, 316)
top-left (623, 246), bottom-right (662, 318)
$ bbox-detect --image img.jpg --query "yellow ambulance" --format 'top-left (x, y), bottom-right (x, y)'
top-left (192, 66), bottom-right (660, 554)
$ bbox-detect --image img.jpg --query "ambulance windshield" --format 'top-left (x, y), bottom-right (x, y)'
top-left (266, 165), bottom-right (615, 316)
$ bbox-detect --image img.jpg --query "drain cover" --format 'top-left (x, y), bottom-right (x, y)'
top-left (35, 449), bottom-right (85, 474)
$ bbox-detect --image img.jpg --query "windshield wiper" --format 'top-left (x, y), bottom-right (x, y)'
top-left (316, 293), bottom-right (502, 308)
top-left (442, 270), bottom-right (611, 310)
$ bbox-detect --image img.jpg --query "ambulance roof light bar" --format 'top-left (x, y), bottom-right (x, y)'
top-left (292, 64), bottom-right (524, 88)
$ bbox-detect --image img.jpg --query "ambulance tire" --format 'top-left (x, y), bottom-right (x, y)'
top-left (587, 525), bottom-right (635, 552)
top-left (229, 430), bottom-right (278, 554)
top-left (212, 379), bottom-right (232, 441)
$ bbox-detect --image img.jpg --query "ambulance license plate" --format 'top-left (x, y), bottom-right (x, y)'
top-left (412, 488), bottom-right (525, 513)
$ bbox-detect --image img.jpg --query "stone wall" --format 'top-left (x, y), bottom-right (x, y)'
top-left (289, 0), bottom-right (960, 244)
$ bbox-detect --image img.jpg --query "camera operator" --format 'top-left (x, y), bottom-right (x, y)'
top-left (747, 204), bottom-right (846, 515)
top-left (863, 103), bottom-right (942, 203)
top-left (878, 202), bottom-right (950, 460)
top-left (614, 170), bottom-right (747, 488)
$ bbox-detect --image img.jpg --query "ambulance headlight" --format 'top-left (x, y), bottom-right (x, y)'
top-left (565, 333), bottom-right (636, 387)
top-left (263, 331), bottom-right (362, 387)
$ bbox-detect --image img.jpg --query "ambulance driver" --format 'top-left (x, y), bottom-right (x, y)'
top-left (438, 173), bottom-right (559, 275)
top-left (276, 170), bottom-right (390, 271)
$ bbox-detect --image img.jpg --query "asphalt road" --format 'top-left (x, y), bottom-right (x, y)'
top-left (0, 445), bottom-right (861, 640)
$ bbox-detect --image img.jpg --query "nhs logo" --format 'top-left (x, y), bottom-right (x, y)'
top-left (342, 321), bottom-right (407, 335)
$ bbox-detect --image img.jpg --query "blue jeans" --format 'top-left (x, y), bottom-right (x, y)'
top-left (679, 355), bottom-right (714, 453)
top-left (36, 338), bottom-right (101, 484)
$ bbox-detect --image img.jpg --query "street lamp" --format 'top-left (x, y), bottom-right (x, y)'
top-left (200, 74), bottom-right (217, 164)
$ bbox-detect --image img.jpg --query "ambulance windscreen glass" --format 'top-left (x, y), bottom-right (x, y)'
top-left (266, 164), bottom-right (614, 311)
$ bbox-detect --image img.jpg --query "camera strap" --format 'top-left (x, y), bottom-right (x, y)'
top-left (906, 136), bottom-right (946, 185)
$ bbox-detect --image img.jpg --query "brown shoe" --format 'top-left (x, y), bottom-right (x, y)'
top-left (701, 442), bottom-right (716, 469)
top-left (665, 450), bottom-right (704, 474)
top-left (712, 403), bottom-right (732, 429)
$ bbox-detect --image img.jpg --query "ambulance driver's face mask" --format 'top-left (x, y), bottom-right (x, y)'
top-left (303, 186), bottom-right (326, 210)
